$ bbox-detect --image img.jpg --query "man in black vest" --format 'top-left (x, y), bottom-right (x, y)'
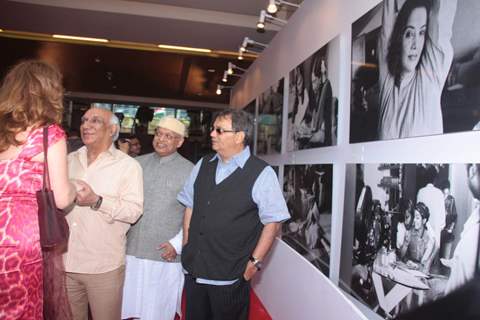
top-left (177, 108), bottom-right (290, 320)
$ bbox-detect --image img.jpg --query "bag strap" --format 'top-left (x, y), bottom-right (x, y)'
top-left (42, 126), bottom-right (52, 191)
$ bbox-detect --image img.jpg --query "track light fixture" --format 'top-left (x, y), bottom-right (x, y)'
top-left (227, 62), bottom-right (246, 75)
top-left (216, 84), bottom-right (233, 95)
top-left (240, 37), bottom-right (268, 53)
top-left (256, 10), bottom-right (287, 33)
top-left (266, 0), bottom-right (300, 14)
top-left (237, 49), bottom-right (244, 60)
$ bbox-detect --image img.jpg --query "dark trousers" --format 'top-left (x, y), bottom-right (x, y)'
top-left (184, 275), bottom-right (250, 320)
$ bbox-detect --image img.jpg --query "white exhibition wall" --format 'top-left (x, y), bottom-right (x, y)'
top-left (231, 0), bottom-right (480, 319)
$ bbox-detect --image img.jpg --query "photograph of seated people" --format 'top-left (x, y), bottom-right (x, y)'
top-left (350, 0), bottom-right (480, 143)
top-left (287, 43), bottom-right (338, 151)
top-left (343, 163), bottom-right (479, 319)
top-left (256, 80), bottom-right (283, 155)
top-left (282, 164), bottom-right (333, 275)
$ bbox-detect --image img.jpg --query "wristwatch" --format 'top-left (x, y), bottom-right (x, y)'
top-left (91, 195), bottom-right (103, 211)
top-left (249, 255), bottom-right (262, 271)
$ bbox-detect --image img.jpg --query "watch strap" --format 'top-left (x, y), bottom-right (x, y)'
top-left (249, 255), bottom-right (262, 271)
top-left (91, 195), bottom-right (103, 210)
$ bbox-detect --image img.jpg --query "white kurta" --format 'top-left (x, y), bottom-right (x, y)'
top-left (122, 255), bottom-right (184, 320)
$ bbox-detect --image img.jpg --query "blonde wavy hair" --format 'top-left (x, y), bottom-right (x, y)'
top-left (0, 60), bottom-right (64, 152)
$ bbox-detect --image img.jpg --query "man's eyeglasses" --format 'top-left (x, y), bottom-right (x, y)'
top-left (210, 126), bottom-right (238, 135)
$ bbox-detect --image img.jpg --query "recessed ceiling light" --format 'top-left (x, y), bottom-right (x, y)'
top-left (158, 44), bottom-right (212, 53)
top-left (0, 29), bottom-right (3, 32)
top-left (207, 69), bottom-right (215, 73)
top-left (52, 34), bottom-right (109, 43)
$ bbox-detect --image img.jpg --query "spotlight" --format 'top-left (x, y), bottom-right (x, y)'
top-left (237, 50), bottom-right (244, 60)
top-left (256, 9), bottom-right (287, 33)
top-left (241, 37), bottom-right (268, 52)
top-left (228, 62), bottom-right (247, 75)
top-left (267, 0), bottom-right (278, 14)
top-left (257, 10), bottom-right (267, 31)
top-left (216, 84), bottom-right (233, 95)
top-left (222, 71), bottom-right (228, 83)
top-left (266, 0), bottom-right (300, 14)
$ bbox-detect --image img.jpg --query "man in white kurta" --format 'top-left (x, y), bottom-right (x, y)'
top-left (122, 117), bottom-right (193, 320)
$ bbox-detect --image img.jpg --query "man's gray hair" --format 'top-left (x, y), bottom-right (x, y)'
top-left (110, 114), bottom-right (120, 141)
top-left (213, 108), bottom-right (254, 147)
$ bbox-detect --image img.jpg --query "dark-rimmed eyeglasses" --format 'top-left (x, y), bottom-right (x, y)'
top-left (210, 126), bottom-right (238, 135)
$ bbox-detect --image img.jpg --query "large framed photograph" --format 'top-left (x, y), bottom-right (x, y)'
top-left (341, 163), bottom-right (479, 318)
top-left (350, 0), bottom-right (480, 143)
top-left (287, 39), bottom-right (339, 151)
top-left (282, 164), bottom-right (333, 275)
top-left (256, 79), bottom-right (284, 155)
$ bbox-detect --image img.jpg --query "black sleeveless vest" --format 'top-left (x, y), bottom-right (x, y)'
top-left (181, 154), bottom-right (267, 280)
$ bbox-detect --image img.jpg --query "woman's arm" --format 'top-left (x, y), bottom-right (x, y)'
top-left (47, 138), bottom-right (76, 209)
top-left (422, 0), bottom-right (457, 82)
top-left (428, 0), bottom-right (457, 50)
top-left (379, 0), bottom-right (397, 68)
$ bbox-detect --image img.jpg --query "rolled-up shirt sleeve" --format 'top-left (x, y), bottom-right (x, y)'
top-left (252, 166), bottom-right (290, 224)
top-left (177, 158), bottom-right (203, 209)
top-left (98, 160), bottom-right (144, 224)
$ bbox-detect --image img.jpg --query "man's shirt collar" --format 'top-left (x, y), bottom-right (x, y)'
top-left (210, 146), bottom-right (251, 169)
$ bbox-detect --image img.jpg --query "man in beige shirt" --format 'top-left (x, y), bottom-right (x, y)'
top-left (66, 107), bottom-right (143, 320)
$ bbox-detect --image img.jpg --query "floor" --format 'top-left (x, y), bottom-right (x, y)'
top-left (175, 290), bottom-right (272, 320)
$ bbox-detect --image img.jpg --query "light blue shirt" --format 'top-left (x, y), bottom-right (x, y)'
top-left (177, 146), bottom-right (290, 285)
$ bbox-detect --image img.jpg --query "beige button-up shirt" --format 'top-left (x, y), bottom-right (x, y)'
top-left (65, 145), bottom-right (143, 274)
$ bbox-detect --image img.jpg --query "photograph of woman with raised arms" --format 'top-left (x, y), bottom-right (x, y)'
top-left (349, 0), bottom-right (480, 143)
top-left (378, 0), bottom-right (457, 140)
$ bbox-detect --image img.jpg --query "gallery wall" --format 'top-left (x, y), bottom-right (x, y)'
top-left (231, 0), bottom-right (480, 319)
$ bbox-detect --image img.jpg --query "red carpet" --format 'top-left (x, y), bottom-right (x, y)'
top-left (175, 290), bottom-right (272, 320)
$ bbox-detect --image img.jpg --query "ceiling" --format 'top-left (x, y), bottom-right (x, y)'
top-left (0, 0), bottom-right (298, 107)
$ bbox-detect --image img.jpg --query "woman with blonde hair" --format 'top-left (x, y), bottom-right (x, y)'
top-left (0, 60), bottom-right (76, 319)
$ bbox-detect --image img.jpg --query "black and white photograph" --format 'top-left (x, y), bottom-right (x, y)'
top-left (287, 40), bottom-right (339, 151)
top-left (350, 0), bottom-right (480, 143)
top-left (256, 79), bottom-right (283, 155)
top-left (341, 163), bottom-right (480, 318)
top-left (282, 164), bottom-right (333, 275)
top-left (243, 99), bottom-right (257, 151)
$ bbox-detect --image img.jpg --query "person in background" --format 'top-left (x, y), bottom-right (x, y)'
top-left (417, 165), bottom-right (446, 250)
top-left (439, 180), bottom-right (458, 260)
top-left (445, 164), bottom-right (480, 294)
top-left (400, 202), bottom-right (436, 273)
top-left (122, 117), bottom-right (193, 320)
top-left (0, 60), bottom-right (76, 319)
top-left (178, 108), bottom-right (290, 320)
top-left (66, 107), bottom-right (144, 320)
top-left (118, 134), bottom-right (142, 157)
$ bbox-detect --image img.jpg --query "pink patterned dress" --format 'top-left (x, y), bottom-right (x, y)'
top-left (0, 124), bottom-right (65, 320)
